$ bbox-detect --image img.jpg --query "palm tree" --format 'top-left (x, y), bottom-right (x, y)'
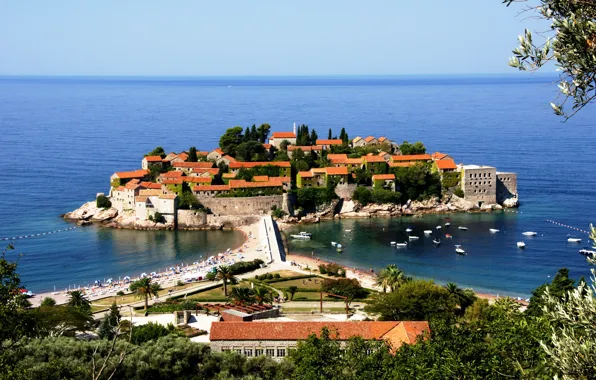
top-left (286, 286), bottom-right (298, 301)
top-left (67, 290), bottom-right (91, 314)
top-left (216, 265), bottom-right (237, 296)
top-left (445, 282), bottom-right (476, 313)
top-left (253, 286), bottom-right (273, 304)
top-left (375, 270), bottom-right (390, 293)
top-left (384, 265), bottom-right (407, 292)
top-left (129, 277), bottom-right (162, 311)
top-left (229, 287), bottom-right (254, 305)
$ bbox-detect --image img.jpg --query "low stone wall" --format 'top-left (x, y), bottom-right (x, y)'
top-left (198, 195), bottom-right (284, 216)
top-left (177, 210), bottom-right (208, 228)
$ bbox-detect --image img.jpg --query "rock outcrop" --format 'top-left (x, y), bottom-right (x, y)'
top-left (64, 201), bottom-right (119, 222)
top-left (502, 197), bottom-right (520, 208)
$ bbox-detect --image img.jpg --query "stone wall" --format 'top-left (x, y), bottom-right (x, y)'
top-left (335, 183), bottom-right (357, 200)
top-left (177, 210), bottom-right (208, 228)
top-left (198, 195), bottom-right (284, 216)
top-left (496, 172), bottom-right (518, 203)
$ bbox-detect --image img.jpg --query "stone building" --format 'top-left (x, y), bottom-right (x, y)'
top-left (268, 132), bottom-right (296, 148)
top-left (135, 192), bottom-right (178, 224)
top-left (209, 321), bottom-right (430, 359)
top-left (372, 173), bottom-right (396, 191)
top-left (496, 172), bottom-right (518, 202)
top-left (141, 155), bottom-right (164, 170)
top-left (315, 139), bottom-right (343, 150)
top-left (461, 165), bottom-right (497, 206)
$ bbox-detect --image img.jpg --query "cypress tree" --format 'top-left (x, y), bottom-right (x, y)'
top-left (188, 147), bottom-right (198, 162)
top-left (328, 128), bottom-right (332, 140)
top-left (250, 124), bottom-right (258, 141)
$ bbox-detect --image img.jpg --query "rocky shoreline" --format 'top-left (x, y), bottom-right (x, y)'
top-left (64, 194), bottom-right (519, 230)
top-left (279, 194), bottom-right (519, 225)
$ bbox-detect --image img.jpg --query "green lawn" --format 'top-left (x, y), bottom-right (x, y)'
top-left (290, 292), bottom-right (347, 302)
top-left (271, 277), bottom-right (324, 290)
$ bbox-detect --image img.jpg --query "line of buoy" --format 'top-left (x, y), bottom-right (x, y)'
top-left (545, 219), bottom-right (590, 235)
top-left (1, 226), bottom-right (79, 241)
top-left (503, 209), bottom-right (521, 214)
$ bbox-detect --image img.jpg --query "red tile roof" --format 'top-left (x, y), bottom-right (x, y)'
top-left (271, 132), bottom-right (296, 139)
top-left (192, 168), bottom-right (219, 176)
top-left (222, 173), bottom-right (236, 179)
top-left (325, 166), bottom-right (348, 175)
top-left (389, 162), bottom-right (416, 168)
top-left (364, 136), bottom-right (376, 142)
top-left (270, 176), bottom-right (291, 183)
top-left (210, 321), bottom-right (430, 349)
top-left (252, 176), bottom-right (269, 182)
top-left (392, 154), bottom-right (432, 162)
top-left (197, 151), bottom-right (209, 156)
top-left (229, 180), bottom-right (283, 189)
top-left (372, 174), bottom-right (396, 181)
top-left (431, 152), bottom-right (450, 160)
top-left (113, 169), bottom-right (150, 179)
top-left (327, 154), bottom-right (348, 160)
top-left (144, 155), bottom-right (163, 162)
top-left (298, 171), bottom-right (314, 178)
top-left (352, 136), bottom-right (362, 143)
top-left (378, 136), bottom-right (387, 142)
top-left (176, 152), bottom-right (189, 161)
top-left (183, 177), bottom-right (212, 184)
top-left (316, 139), bottom-right (343, 145)
top-left (162, 178), bottom-right (183, 185)
top-left (435, 159), bottom-right (457, 170)
top-left (287, 145), bottom-right (323, 152)
top-left (159, 194), bottom-right (178, 200)
top-left (262, 143), bottom-right (272, 149)
top-left (222, 155), bottom-right (237, 163)
top-left (229, 161), bottom-right (291, 169)
top-left (193, 185), bottom-right (231, 192)
top-left (160, 171), bottom-right (184, 178)
top-left (363, 156), bottom-right (386, 163)
top-left (212, 148), bottom-right (225, 155)
top-left (172, 161), bottom-right (215, 169)
top-left (345, 158), bottom-right (363, 164)
top-left (140, 181), bottom-right (162, 189)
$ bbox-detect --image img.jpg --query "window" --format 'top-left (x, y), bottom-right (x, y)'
top-left (255, 349), bottom-right (264, 356)
top-left (235, 349), bottom-right (242, 354)
top-left (266, 349), bottom-right (275, 357)
top-left (244, 349), bottom-right (253, 357)
top-left (277, 348), bottom-right (286, 357)
top-left (222, 348), bottom-right (231, 352)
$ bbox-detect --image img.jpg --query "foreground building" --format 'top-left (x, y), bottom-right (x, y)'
top-left (460, 165), bottom-right (497, 206)
top-left (209, 321), bottom-right (430, 358)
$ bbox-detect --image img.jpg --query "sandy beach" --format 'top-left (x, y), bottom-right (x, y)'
top-left (29, 220), bottom-right (267, 307)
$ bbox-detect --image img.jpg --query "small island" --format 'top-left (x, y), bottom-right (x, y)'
top-left (64, 123), bottom-right (519, 230)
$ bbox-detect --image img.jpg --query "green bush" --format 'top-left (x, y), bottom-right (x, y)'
top-left (206, 272), bottom-right (216, 281)
top-left (266, 273), bottom-right (273, 280)
top-left (352, 186), bottom-right (372, 205)
top-left (274, 273), bottom-right (281, 279)
top-left (176, 280), bottom-right (185, 287)
top-left (131, 322), bottom-right (179, 344)
top-left (96, 195), bottom-right (112, 209)
top-left (454, 188), bottom-right (464, 198)
top-left (116, 291), bottom-right (125, 296)
top-left (318, 265), bottom-right (328, 275)
top-left (442, 171), bottom-right (461, 189)
top-left (228, 259), bottom-right (264, 275)
top-left (371, 189), bottom-right (401, 204)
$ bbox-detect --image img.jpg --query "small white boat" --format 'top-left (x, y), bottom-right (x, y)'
top-left (445, 234), bottom-right (452, 239)
top-left (567, 238), bottom-right (582, 243)
top-left (489, 229), bottom-right (500, 233)
top-left (390, 241), bottom-right (396, 245)
top-left (433, 239), bottom-right (441, 246)
top-left (436, 225), bottom-right (442, 230)
top-left (424, 230), bottom-right (433, 235)
top-left (395, 242), bottom-right (407, 247)
top-left (291, 232), bottom-right (312, 240)
top-left (458, 226), bottom-right (468, 231)
top-left (408, 236), bottom-right (419, 241)
top-left (331, 241), bottom-right (338, 247)
top-left (336, 243), bottom-right (343, 248)
top-left (522, 231), bottom-right (537, 236)
top-left (406, 228), bottom-right (413, 233)
top-left (517, 241), bottom-right (526, 249)
top-left (444, 222), bottom-right (451, 227)
top-left (579, 249), bottom-right (596, 256)
top-left (456, 247), bottom-right (466, 255)
top-left (345, 229), bottom-right (352, 232)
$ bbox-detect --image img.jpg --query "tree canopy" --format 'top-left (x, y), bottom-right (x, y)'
top-left (505, 0), bottom-right (596, 118)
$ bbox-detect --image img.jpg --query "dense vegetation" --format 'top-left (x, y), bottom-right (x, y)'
top-left (1, 227), bottom-right (596, 379)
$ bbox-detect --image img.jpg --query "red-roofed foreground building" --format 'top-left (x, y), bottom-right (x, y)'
top-left (269, 132), bottom-right (296, 148)
top-left (209, 321), bottom-right (429, 358)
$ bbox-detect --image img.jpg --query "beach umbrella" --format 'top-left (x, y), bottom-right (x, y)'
top-left (140, 273), bottom-right (147, 278)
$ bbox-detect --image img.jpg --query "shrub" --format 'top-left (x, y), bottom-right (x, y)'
top-left (96, 195), bottom-right (112, 209)
top-left (40, 297), bottom-right (56, 307)
top-left (206, 272), bottom-right (216, 281)
top-left (228, 259), bottom-right (264, 275)
top-left (153, 212), bottom-right (165, 223)
top-left (266, 273), bottom-right (273, 280)
top-left (116, 291), bottom-right (125, 296)
top-left (441, 171), bottom-right (461, 189)
top-left (274, 273), bottom-right (281, 279)
top-left (371, 189), bottom-right (401, 204)
top-left (271, 207), bottom-right (286, 219)
top-left (352, 186), bottom-right (372, 205)
top-left (176, 280), bottom-right (185, 287)
top-left (131, 322), bottom-right (178, 344)
top-left (318, 265), bottom-right (328, 275)
top-left (454, 188), bottom-right (464, 198)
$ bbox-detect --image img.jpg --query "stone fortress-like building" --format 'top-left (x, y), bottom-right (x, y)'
top-left (460, 165), bottom-right (518, 207)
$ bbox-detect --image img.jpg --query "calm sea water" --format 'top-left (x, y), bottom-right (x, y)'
top-left (0, 75), bottom-right (594, 294)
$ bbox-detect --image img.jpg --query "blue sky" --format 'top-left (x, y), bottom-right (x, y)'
top-left (0, 0), bottom-right (549, 76)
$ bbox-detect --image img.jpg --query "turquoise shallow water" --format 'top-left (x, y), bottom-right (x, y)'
top-left (0, 75), bottom-right (594, 293)
top-left (286, 212), bottom-right (592, 298)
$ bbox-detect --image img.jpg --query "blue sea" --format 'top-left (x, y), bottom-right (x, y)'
top-left (1, 75), bottom-right (595, 295)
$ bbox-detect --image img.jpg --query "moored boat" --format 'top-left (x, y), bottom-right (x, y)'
top-left (390, 241), bottom-right (396, 245)
top-left (408, 236), bottom-right (419, 241)
top-left (406, 227), bottom-right (413, 233)
top-left (432, 238), bottom-right (441, 246)
top-left (522, 231), bottom-right (537, 236)
top-left (331, 241), bottom-right (338, 247)
top-left (517, 241), bottom-right (526, 249)
top-left (291, 232), bottom-right (312, 240)
top-left (579, 249), bottom-right (596, 256)
top-left (436, 225), bottom-right (442, 230)
top-left (567, 238), bottom-right (582, 243)
top-left (489, 229), bottom-right (500, 233)
top-left (424, 230), bottom-right (433, 235)
top-left (455, 246), bottom-right (466, 255)
top-left (444, 222), bottom-right (450, 227)
top-left (395, 242), bottom-right (407, 247)
top-left (445, 234), bottom-right (452, 239)
top-left (458, 226), bottom-right (467, 231)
